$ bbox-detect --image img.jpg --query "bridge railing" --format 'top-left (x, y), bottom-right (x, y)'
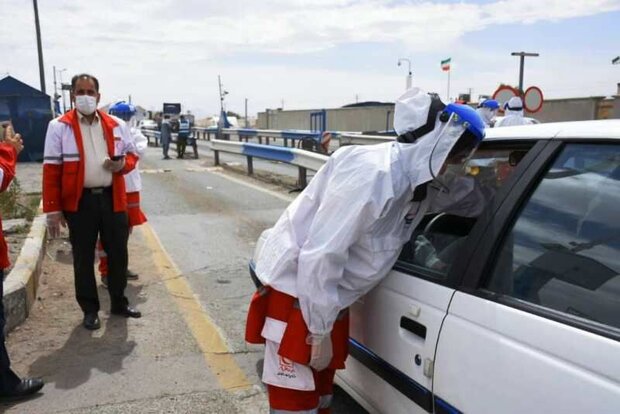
top-left (210, 139), bottom-right (328, 188)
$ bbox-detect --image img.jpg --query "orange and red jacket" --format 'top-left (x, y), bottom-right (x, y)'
top-left (42, 109), bottom-right (138, 214)
top-left (0, 142), bottom-right (18, 269)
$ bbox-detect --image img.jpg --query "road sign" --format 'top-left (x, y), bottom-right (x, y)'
top-left (523, 86), bottom-right (544, 113)
top-left (163, 103), bottom-right (181, 115)
top-left (492, 85), bottom-right (519, 109)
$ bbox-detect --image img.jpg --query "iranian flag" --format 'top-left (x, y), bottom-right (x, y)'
top-left (441, 58), bottom-right (451, 71)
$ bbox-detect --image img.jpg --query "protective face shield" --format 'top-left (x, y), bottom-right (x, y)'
top-left (109, 101), bottom-right (137, 127)
top-left (476, 107), bottom-right (497, 126)
top-left (476, 99), bottom-right (499, 126)
top-left (429, 103), bottom-right (486, 190)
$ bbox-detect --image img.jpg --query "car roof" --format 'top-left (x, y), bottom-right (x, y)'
top-left (485, 119), bottom-right (620, 141)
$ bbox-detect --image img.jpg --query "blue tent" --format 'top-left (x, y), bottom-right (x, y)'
top-left (0, 76), bottom-right (53, 162)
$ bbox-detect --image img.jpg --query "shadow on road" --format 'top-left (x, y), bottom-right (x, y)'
top-left (25, 283), bottom-right (146, 390)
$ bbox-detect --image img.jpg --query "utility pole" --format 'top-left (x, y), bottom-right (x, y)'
top-left (59, 69), bottom-right (67, 113)
top-left (53, 65), bottom-right (57, 102)
top-left (128, 94), bottom-right (132, 104)
top-left (218, 75), bottom-right (225, 113)
top-left (245, 98), bottom-right (249, 128)
top-left (511, 51), bottom-right (539, 93)
top-left (33, 0), bottom-right (46, 94)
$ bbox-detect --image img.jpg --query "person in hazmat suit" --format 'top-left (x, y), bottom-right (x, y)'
top-left (245, 87), bottom-right (488, 414)
top-left (496, 96), bottom-right (531, 127)
top-left (476, 98), bottom-right (500, 127)
top-left (97, 101), bottom-right (148, 286)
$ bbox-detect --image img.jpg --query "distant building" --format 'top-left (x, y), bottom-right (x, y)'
top-left (258, 88), bottom-right (620, 132)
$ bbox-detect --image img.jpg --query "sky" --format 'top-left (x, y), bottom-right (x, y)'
top-left (1, 0), bottom-right (619, 118)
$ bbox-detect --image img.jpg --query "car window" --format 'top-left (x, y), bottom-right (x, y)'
top-left (485, 143), bottom-right (620, 331)
top-left (397, 145), bottom-right (531, 280)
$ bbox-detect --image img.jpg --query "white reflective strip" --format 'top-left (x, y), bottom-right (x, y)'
top-left (270, 409), bottom-right (318, 414)
top-left (318, 394), bottom-right (333, 409)
top-left (127, 202), bottom-right (140, 208)
top-left (0, 167), bottom-right (4, 183)
top-left (43, 156), bottom-right (63, 164)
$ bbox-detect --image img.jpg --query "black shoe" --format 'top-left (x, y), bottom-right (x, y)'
top-left (0, 378), bottom-right (44, 402)
top-left (111, 306), bottom-right (142, 318)
top-left (163, 156), bottom-right (171, 160)
top-left (83, 313), bottom-right (100, 330)
top-left (126, 269), bottom-right (139, 280)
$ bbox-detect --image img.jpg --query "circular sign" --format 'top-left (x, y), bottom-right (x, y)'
top-left (523, 86), bottom-right (544, 113)
top-left (492, 85), bottom-right (520, 110)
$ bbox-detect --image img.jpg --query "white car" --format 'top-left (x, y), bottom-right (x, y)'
top-left (251, 120), bottom-right (620, 414)
top-left (138, 119), bottom-right (158, 130)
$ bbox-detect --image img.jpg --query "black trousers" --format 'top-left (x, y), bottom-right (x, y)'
top-left (177, 135), bottom-right (187, 158)
top-left (0, 270), bottom-right (21, 393)
top-left (65, 188), bottom-right (129, 314)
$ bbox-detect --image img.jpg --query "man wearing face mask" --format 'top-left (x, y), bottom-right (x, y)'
top-left (43, 74), bottom-right (142, 331)
top-left (245, 87), bottom-right (488, 414)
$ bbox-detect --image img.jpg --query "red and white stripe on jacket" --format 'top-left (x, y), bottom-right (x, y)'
top-left (42, 109), bottom-right (138, 213)
top-left (0, 142), bottom-right (18, 269)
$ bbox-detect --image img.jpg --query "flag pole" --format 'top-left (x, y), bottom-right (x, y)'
top-left (447, 69), bottom-right (451, 102)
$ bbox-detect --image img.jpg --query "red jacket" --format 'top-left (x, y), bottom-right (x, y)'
top-left (0, 143), bottom-right (17, 269)
top-left (42, 110), bottom-right (137, 213)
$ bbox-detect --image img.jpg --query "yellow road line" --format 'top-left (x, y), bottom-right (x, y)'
top-left (140, 222), bottom-right (252, 391)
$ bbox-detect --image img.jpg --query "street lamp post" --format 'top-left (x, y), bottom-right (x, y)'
top-left (58, 68), bottom-right (67, 112)
top-left (511, 51), bottom-right (539, 93)
top-left (397, 58), bottom-right (412, 90)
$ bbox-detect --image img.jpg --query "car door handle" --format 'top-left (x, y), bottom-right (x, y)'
top-left (400, 316), bottom-right (427, 339)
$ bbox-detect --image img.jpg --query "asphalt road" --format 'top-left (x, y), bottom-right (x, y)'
top-left (139, 146), bottom-right (366, 413)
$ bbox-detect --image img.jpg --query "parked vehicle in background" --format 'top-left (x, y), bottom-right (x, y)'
top-left (138, 119), bottom-right (158, 131)
top-left (250, 120), bottom-right (620, 414)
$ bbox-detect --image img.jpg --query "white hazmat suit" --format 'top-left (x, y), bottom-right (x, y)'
top-left (497, 96), bottom-right (531, 127)
top-left (255, 88), bottom-right (488, 339)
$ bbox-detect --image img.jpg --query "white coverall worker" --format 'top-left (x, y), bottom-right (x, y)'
top-left (497, 96), bottom-right (531, 127)
top-left (476, 99), bottom-right (500, 127)
top-left (246, 87), bottom-right (487, 414)
top-left (98, 102), bottom-right (148, 281)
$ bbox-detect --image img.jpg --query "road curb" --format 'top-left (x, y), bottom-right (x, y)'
top-left (2, 207), bottom-right (47, 333)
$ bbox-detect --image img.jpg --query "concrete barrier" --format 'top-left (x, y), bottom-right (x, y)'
top-left (2, 209), bottom-right (47, 333)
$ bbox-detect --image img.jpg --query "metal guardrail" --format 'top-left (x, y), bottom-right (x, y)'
top-left (210, 139), bottom-right (328, 187)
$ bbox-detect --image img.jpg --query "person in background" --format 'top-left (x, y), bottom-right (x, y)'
top-left (0, 123), bottom-right (44, 402)
top-left (497, 96), bottom-right (531, 127)
top-left (176, 115), bottom-right (190, 159)
top-left (43, 74), bottom-right (142, 331)
top-left (184, 116), bottom-right (199, 159)
top-left (98, 101), bottom-right (148, 286)
top-left (476, 99), bottom-right (500, 127)
top-left (245, 87), bottom-right (488, 414)
top-left (160, 115), bottom-right (172, 160)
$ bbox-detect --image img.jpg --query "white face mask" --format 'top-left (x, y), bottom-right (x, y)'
top-left (75, 95), bottom-right (98, 115)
